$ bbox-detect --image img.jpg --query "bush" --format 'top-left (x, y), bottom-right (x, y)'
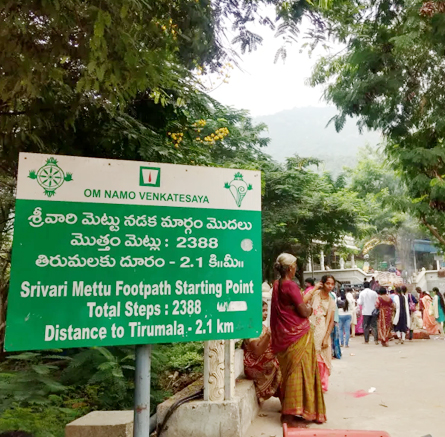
top-left (150, 342), bottom-right (203, 412)
top-left (0, 406), bottom-right (80, 437)
top-left (153, 342), bottom-right (203, 373)
top-left (0, 342), bottom-right (204, 434)
top-left (0, 352), bottom-right (70, 411)
top-left (60, 347), bottom-right (135, 411)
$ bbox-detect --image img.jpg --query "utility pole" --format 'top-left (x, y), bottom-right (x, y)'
top-left (134, 344), bottom-right (151, 437)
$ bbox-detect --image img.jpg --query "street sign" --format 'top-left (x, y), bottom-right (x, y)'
top-left (5, 153), bottom-right (262, 351)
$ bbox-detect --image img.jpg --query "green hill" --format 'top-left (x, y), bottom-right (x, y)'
top-left (255, 106), bottom-right (381, 175)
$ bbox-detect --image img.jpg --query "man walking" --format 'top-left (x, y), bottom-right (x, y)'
top-left (358, 281), bottom-right (379, 344)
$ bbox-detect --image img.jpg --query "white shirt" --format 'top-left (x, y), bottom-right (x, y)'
top-left (357, 288), bottom-right (378, 316)
top-left (338, 292), bottom-right (355, 316)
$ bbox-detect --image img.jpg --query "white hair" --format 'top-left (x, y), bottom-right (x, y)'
top-left (275, 253), bottom-right (297, 267)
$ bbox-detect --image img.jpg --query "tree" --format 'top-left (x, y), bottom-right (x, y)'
top-left (0, 2), bottom-right (364, 434)
top-left (261, 155), bottom-right (368, 284)
top-left (0, 88), bottom-right (271, 352)
top-left (309, 0), bottom-right (445, 247)
top-left (0, 0), bottom-right (245, 172)
top-left (347, 147), bottom-right (406, 241)
top-left (1, 0), bottom-right (280, 351)
top-left (346, 147), bottom-right (422, 271)
top-left (0, 0), bottom-right (343, 183)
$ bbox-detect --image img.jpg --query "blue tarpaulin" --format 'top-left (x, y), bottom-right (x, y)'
top-left (413, 240), bottom-right (438, 253)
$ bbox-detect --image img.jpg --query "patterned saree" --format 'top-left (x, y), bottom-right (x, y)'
top-left (277, 330), bottom-right (326, 423)
top-left (243, 325), bottom-right (281, 404)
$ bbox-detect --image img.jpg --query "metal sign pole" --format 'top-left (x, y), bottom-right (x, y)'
top-left (134, 344), bottom-right (151, 437)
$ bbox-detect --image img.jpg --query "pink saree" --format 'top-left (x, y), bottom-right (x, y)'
top-left (422, 295), bottom-right (439, 335)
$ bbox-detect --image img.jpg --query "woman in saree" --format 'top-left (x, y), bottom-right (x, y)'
top-left (304, 275), bottom-right (336, 393)
top-left (422, 291), bottom-right (440, 335)
top-left (270, 253), bottom-right (326, 427)
top-left (376, 287), bottom-right (394, 347)
top-left (243, 301), bottom-right (281, 404)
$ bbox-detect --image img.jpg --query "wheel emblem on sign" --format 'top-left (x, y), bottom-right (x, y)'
top-left (224, 172), bottom-right (252, 207)
top-left (28, 157), bottom-right (73, 197)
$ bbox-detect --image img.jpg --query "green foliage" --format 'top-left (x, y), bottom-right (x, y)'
top-left (0, 352), bottom-right (81, 437)
top-left (0, 173), bottom-right (14, 352)
top-left (0, 342), bottom-right (204, 437)
top-left (156, 342), bottom-right (203, 373)
top-left (261, 154), bottom-right (369, 282)
top-left (346, 147), bottom-right (407, 239)
top-left (0, 406), bottom-right (79, 437)
top-left (344, 146), bottom-right (425, 268)
top-left (60, 347), bottom-right (135, 410)
top-left (309, 0), bottom-right (445, 247)
top-left (0, 0), bottom-right (280, 353)
top-left (0, 352), bottom-right (70, 410)
top-left (0, 0), bottom-right (225, 106)
top-left (155, 94), bottom-right (271, 166)
top-left (0, 0), bottom-right (281, 182)
top-left (149, 342), bottom-right (203, 408)
top-left (0, 3), bottom-right (377, 437)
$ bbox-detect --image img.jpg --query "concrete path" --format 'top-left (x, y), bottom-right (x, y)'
top-left (246, 335), bottom-right (445, 437)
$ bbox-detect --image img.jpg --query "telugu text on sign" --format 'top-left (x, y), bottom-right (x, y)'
top-left (5, 154), bottom-right (262, 351)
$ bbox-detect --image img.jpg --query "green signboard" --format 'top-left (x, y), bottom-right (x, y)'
top-left (5, 153), bottom-right (262, 351)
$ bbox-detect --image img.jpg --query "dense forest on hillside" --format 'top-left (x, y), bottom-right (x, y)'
top-left (255, 107), bottom-right (381, 175)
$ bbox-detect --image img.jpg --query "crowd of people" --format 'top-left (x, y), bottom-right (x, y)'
top-left (242, 253), bottom-right (445, 428)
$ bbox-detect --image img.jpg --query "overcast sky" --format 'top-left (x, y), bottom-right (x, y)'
top-left (208, 20), bottom-right (331, 117)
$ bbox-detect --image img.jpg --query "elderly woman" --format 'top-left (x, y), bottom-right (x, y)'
top-left (243, 300), bottom-right (281, 405)
top-left (270, 253), bottom-right (326, 426)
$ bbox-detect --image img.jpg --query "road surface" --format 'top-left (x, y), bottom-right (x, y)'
top-left (247, 335), bottom-right (444, 437)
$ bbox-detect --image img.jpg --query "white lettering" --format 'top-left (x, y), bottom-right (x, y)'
top-left (45, 324), bottom-right (55, 341)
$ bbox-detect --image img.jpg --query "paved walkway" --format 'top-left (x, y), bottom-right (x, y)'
top-left (247, 335), bottom-right (445, 437)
